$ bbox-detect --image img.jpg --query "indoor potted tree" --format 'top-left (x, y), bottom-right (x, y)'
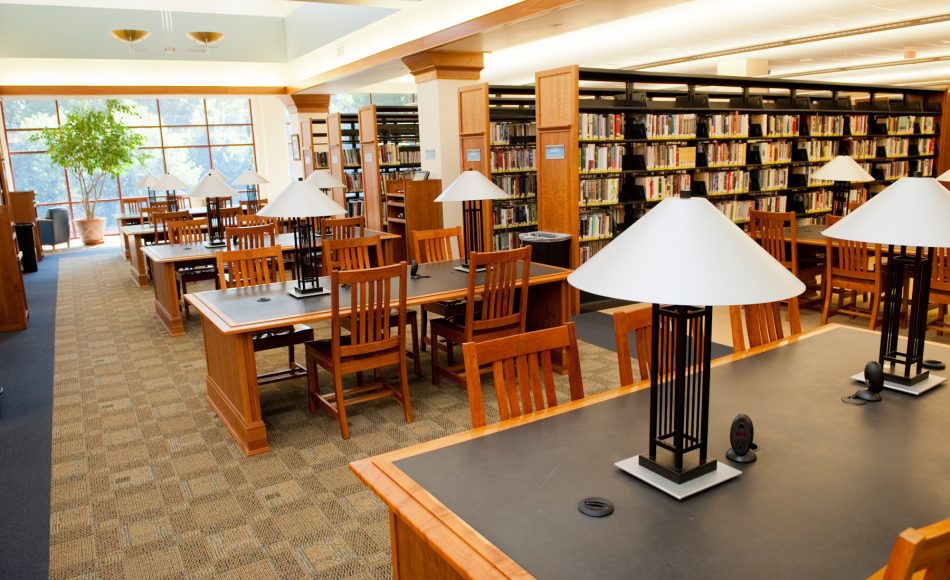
top-left (34, 99), bottom-right (146, 245)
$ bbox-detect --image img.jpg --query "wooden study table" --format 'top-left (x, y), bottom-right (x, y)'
top-left (352, 325), bottom-right (950, 579)
top-left (186, 259), bottom-right (572, 456)
top-left (116, 207), bottom-right (206, 260)
top-left (783, 223), bottom-right (826, 247)
top-left (142, 229), bottom-right (399, 337)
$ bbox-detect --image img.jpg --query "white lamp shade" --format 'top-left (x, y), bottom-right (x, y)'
top-left (233, 169), bottom-right (269, 186)
top-left (822, 177), bottom-right (950, 248)
top-left (810, 155), bottom-right (873, 182)
top-left (207, 168), bottom-right (230, 182)
top-left (568, 197), bottom-right (805, 306)
top-left (434, 170), bottom-right (509, 202)
top-left (154, 173), bottom-right (190, 191)
top-left (136, 173), bottom-right (159, 188)
top-left (305, 170), bottom-right (346, 190)
top-left (936, 168), bottom-right (950, 182)
top-left (257, 181), bottom-right (346, 218)
top-left (187, 173), bottom-right (236, 199)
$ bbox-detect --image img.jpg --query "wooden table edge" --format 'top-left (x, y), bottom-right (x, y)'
top-left (347, 323), bottom-right (853, 578)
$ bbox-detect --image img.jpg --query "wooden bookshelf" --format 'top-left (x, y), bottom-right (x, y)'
top-left (458, 84), bottom-right (539, 251)
top-left (535, 66), bottom-right (946, 307)
top-left (383, 178), bottom-right (443, 262)
top-left (358, 104), bottom-right (421, 231)
top-left (327, 112), bottom-right (363, 216)
top-left (310, 115), bottom-right (329, 172)
top-left (0, 205), bottom-right (28, 332)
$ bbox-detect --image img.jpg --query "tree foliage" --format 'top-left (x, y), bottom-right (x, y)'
top-left (32, 99), bottom-right (146, 219)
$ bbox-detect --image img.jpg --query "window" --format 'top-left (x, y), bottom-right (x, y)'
top-left (1, 97), bottom-right (257, 236)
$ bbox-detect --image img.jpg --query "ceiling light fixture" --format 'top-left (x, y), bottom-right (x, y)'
top-left (187, 31), bottom-right (225, 49)
top-left (799, 58), bottom-right (814, 62)
top-left (109, 29), bottom-right (150, 54)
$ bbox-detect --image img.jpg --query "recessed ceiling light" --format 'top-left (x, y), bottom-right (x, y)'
top-left (942, 40), bottom-right (950, 44)
top-left (800, 58), bottom-right (815, 62)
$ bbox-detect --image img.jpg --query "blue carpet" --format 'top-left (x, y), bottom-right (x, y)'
top-left (572, 311), bottom-right (734, 360)
top-left (0, 248), bottom-right (108, 578)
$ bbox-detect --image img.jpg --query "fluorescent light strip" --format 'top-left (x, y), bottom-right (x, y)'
top-left (627, 13), bottom-right (950, 71)
top-left (773, 54), bottom-right (950, 78)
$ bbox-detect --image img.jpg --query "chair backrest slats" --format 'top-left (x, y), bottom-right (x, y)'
top-left (933, 247), bottom-right (950, 292)
top-left (824, 214), bottom-right (882, 281)
top-left (216, 246), bottom-right (285, 289)
top-left (331, 263), bottom-right (406, 360)
top-left (412, 226), bottom-right (463, 263)
top-left (323, 235), bottom-right (382, 275)
top-left (237, 214), bottom-right (273, 227)
top-left (168, 218), bottom-right (207, 244)
top-left (465, 246), bottom-right (531, 341)
top-left (750, 209), bottom-right (796, 275)
top-left (729, 298), bottom-right (801, 352)
top-left (325, 216), bottom-right (365, 239)
top-left (877, 517), bottom-right (950, 580)
top-left (613, 305), bottom-right (653, 384)
top-left (152, 209), bottom-right (191, 243)
top-left (219, 206), bottom-right (242, 229)
top-left (225, 223), bottom-right (277, 250)
top-left (122, 196), bottom-right (148, 215)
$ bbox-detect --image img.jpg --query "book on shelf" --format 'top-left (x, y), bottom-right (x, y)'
top-left (580, 143), bottom-right (624, 172)
top-left (878, 137), bottom-right (909, 158)
top-left (491, 121), bottom-right (536, 144)
top-left (581, 176), bottom-right (622, 204)
top-left (872, 160), bottom-right (910, 180)
top-left (380, 170), bottom-right (415, 191)
top-left (344, 172), bottom-right (363, 191)
top-left (493, 173), bottom-right (536, 197)
top-left (379, 143), bottom-right (420, 165)
top-left (915, 158), bottom-right (935, 176)
top-left (314, 151), bottom-right (329, 168)
top-left (632, 143), bottom-right (696, 170)
top-left (700, 141), bottom-right (746, 167)
top-left (918, 116), bottom-right (936, 134)
top-left (347, 198), bottom-right (364, 217)
top-left (705, 112), bottom-right (749, 138)
top-left (493, 202), bottom-right (537, 228)
top-left (493, 229), bottom-right (532, 251)
top-left (850, 139), bottom-right (875, 160)
top-left (579, 238), bottom-right (610, 265)
top-left (800, 140), bottom-right (835, 162)
top-left (887, 116), bottom-right (917, 135)
top-left (712, 199), bottom-right (752, 223)
top-left (579, 208), bottom-right (614, 240)
top-left (632, 113), bottom-right (697, 139)
top-left (749, 141), bottom-right (792, 164)
top-left (579, 113), bottom-right (623, 140)
top-left (753, 167), bottom-right (789, 191)
top-left (634, 174), bottom-right (690, 201)
top-left (849, 115), bottom-right (869, 136)
top-left (917, 137), bottom-right (936, 155)
top-left (791, 166), bottom-right (832, 187)
top-left (694, 170), bottom-right (749, 195)
top-left (806, 115), bottom-right (843, 136)
top-left (343, 148), bottom-right (361, 165)
top-left (753, 195), bottom-right (787, 212)
top-left (491, 147), bottom-right (535, 172)
top-left (796, 190), bottom-right (833, 213)
top-left (752, 114), bottom-right (799, 137)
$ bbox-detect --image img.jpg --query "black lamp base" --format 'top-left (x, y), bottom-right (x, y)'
top-left (287, 284), bottom-right (330, 299)
top-left (617, 455), bottom-right (741, 500)
top-left (638, 454), bottom-right (718, 485)
top-left (850, 370), bottom-right (946, 396)
top-left (204, 240), bottom-right (227, 249)
top-left (883, 367), bottom-right (930, 386)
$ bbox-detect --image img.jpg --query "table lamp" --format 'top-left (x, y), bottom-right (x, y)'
top-left (233, 169), bottom-right (269, 213)
top-left (187, 173), bottom-right (236, 248)
top-left (435, 170), bottom-right (510, 271)
top-left (137, 173), bottom-right (159, 205)
top-left (257, 179), bottom-right (346, 298)
top-left (568, 192), bottom-right (804, 499)
top-left (207, 168), bottom-right (229, 182)
top-left (825, 176), bottom-right (950, 395)
top-left (811, 155), bottom-right (873, 215)
top-left (154, 173), bottom-right (190, 211)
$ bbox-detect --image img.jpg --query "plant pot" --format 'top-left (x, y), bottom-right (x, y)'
top-left (75, 217), bottom-right (106, 246)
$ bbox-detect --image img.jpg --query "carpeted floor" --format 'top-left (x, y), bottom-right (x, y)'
top-left (46, 251), bottom-right (623, 579)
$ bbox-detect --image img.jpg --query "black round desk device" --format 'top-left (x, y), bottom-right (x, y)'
top-left (577, 497), bottom-right (614, 518)
top-left (725, 414), bottom-right (756, 463)
top-left (409, 260), bottom-right (428, 280)
top-left (923, 359), bottom-right (946, 371)
top-left (857, 360), bottom-right (884, 402)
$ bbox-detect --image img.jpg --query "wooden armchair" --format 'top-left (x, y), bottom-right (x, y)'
top-left (323, 236), bottom-right (421, 376)
top-left (150, 209), bottom-right (190, 244)
top-left (462, 322), bottom-right (584, 428)
top-left (410, 226), bottom-right (465, 352)
top-left (821, 214), bottom-right (883, 330)
top-left (430, 246), bottom-right (532, 387)
top-left (325, 215), bottom-right (365, 239)
top-left (730, 297), bottom-right (802, 352)
top-left (305, 262), bottom-right (413, 439)
top-left (216, 247), bottom-right (314, 386)
top-left (237, 214), bottom-right (274, 227)
top-left (612, 304), bottom-right (653, 385)
top-left (168, 218), bottom-right (216, 319)
top-left (225, 223), bottom-right (277, 250)
top-left (219, 206), bottom-right (242, 230)
top-left (749, 209), bottom-right (822, 309)
top-left (869, 517), bottom-right (950, 579)
top-left (928, 247), bottom-right (950, 335)
top-left (121, 196), bottom-right (148, 215)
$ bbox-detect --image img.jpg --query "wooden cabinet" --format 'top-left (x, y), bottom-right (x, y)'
top-left (0, 205), bottom-right (29, 332)
top-left (9, 190), bottom-right (42, 261)
top-left (383, 179), bottom-right (443, 262)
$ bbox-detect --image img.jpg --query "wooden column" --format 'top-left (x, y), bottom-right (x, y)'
top-left (457, 83), bottom-right (493, 253)
top-left (282, 94), bottom-right (331, 180)
top-left (359, 105), bottom-right (383, 231)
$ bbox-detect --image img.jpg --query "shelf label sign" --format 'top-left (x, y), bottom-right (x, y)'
top-left (466, 149), bottom-right (481, 162)
top-left (545, 145), bottom-right (565, 160)
top-left (425, 149), bottom-right (437, 161)
top-left (332, 154), bottom-right (339, 164)
top-left (366, 152), bottom-right (373, 163)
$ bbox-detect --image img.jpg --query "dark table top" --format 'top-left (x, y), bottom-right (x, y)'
top-left (186, 258), bottom-right (570, 334)
top-left (783, 223), bottom-right (825, 244)
top-left (394, 326), bottom-right (950, 579)
top-left (115, 207), bottom-right (206, 222)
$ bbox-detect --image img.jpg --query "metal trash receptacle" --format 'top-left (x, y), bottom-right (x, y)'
top-left (518, 231), bottom-right (571, 269)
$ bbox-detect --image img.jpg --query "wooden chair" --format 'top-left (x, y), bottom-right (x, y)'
top-left (139, 204), bottom-right (169, 225)
top-left (821, 214), bottom-right (883, 330)
top-left (928, 247), bottom-right (950, 335)
top-left (749, 209), bottom-right (822, 309)
top-left (168, 218), bottom-right (217, 319)
top-left (121, 196), bottom-right (148, 215)
top-left (869, 517), bottom-right (950, 579)
top-left (305, 262), bottom-right (413, 439)
top-left (410, 226), bottom-right (466, 352)
top-left (237, 213), bottom-right (273, 227)
top-left (325, 215), bottom-right (365, 239)
top-left (730, 297), bottom-right (802, 352)
top-left (226, 223), bottom-right (277, 250)
top-left (323, 236), bottom-right (421, 376)
top-left (430, 246), bottom-right (532, 387)
top-left (216, 247), bottom-right (314, 386)
top-left (612, 304), bottom-right (653, 385)
top-left (219, 206), bottom-right (242, 230)
top-left (175, 195), bottom-right (191, 209)
top-left (151, 209), bottom-right (190, 244)
top-left (239, 199), bottom-right (261, 214)
top-left (462, 322), bottom-right (584, 428)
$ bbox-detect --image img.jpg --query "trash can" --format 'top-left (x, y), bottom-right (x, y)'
top-left (15, 223), bottom-right (38, 273)
top-left (519, 231), bottom-right (571, 269)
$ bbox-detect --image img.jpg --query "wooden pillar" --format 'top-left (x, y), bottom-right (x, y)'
top-left (282, 94), bottom-right (331, 180)
top-left (402, 50), bottom-right (484, 238)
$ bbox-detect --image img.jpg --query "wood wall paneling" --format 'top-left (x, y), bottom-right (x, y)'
top-left (359, 105), bottom-right (383, 231)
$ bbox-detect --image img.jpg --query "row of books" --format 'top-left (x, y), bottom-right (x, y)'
top-left (750, 141), bottom-right (792, 164)
top-left (754, 195), bottom-right (788, 212)
top-left (850, 115), bottom-right (869, 136)
top-left (342, 148), bottom-right (361, 166)
top-left (754, 167), bottom-right (789, 191)
top-left (752, 114), bottom-right (798, 137)
top-left (379, 143), bottom-right (420, 165)
top-left (793, 166), bottom-right (832, 186)
top-left (343, 172), bottom-right (362, 192)
top-left (863, 160), bottom-right (909, 180)
top-left (347, 198), bottom-right (364, 217)
top-left (632, 143), bottom-right (696, 170)
top-left (580, 176), bottom-right (622, 204)
top-left (695, 170), bottom-right (750, 195)
top-left (493, 203), bottom-right (537, 228)
top-left (916, 158), bottom-right (935, 175)
top-left (580, 144), bottom-right (624, 172)
top-left (491, 147), bottom-right (536, 172)
top-left (799, 190), bottom-right (833, 213)
top-left (380, 170), bottom-right (414, 192)
top-left (633, 113), bottom-right (697, 139)
top-left (579, 209), bottom-right (616, 240)
top-left (634, 174), bottom-right (691, 201)
top-left (493, 173), bottom-right (536, 197)
top-left (579, 113), bottom-right (623, 140)
top-left (800, 140), bottom-right (835, 162)
top-left (494, 230), bottom-right (530, 251)
top-left (701, 141), bottom-right (747, 166)
top-left (888, 116), bottom-right (936, 135)
top-left (580, 238), bottom-right (612, 265)
top-left (807, 115), bottom-right (844, 136)
top-left (713, 200), bottom-right (752, 223)
top-left (707, 112), bottom-right (749, 138)
top-left (314, 151), bottom-right (329, 169)
top-left (491, 121), bottom-right (536, 145)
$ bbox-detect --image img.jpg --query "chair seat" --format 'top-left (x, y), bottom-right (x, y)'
top-left (306, 335), bottom-right (400, 369)
top-left (253, 324), bottom-right (314, 351)
top-left (424, 299), bottom-right (466, 318)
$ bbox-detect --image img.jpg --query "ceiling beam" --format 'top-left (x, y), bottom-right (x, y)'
top-left (292, 0), bottom-right (423, 8)
top-left (0, 85), bottom-right (288, 97)
top-left (626, 13), bottom-right (950, 71)
top-left (773, 55), bottom-right (950, 79)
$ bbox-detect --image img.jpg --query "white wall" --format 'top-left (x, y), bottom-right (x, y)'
top-left (416, 78), bottom-right (471, 229)
top-left (250, 97), bottom-right (292, 198)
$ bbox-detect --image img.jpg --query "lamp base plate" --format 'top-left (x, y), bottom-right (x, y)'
top-left (287, 286), bottom-right (330, 299)
top-left (850, 371), bottom-right (946, 396)
top-left (454, 265), bottom-right (486, 273)
top-left (204, 240), bottom-right (227, 248)
top-left (615, 455), bottom-right (741, 500)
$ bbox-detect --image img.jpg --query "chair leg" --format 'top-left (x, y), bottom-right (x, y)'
top-left (306, 356), bottom-right (319, 414)
top-left (409, 315), bottom-right (421, 377)
top-left (288, 344), bottom-right (295, 370)
top-left (334, 372), bottom-right (350, 440)
top-left (431, 328), bottom-right (441, 385)
top-left (447, 340), bottom-right (455, 367)
top-left (869, 291), bottom-right (882, 331)
top-left (420, 307), bottom-right (428, 352)
top-left (179, 276), bottom-right (191, 320)
top-left (821, 283), bottom-right (834, 326)
top-left (398, 351), bottom-right (413, 423)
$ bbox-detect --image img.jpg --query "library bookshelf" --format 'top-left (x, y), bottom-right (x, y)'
top-left (535, 65), bottom-right (946, 306)
top-left (310, 115), bottom-right (330, 173)
top-left (383, 178), bottom-right (443, 262)
top-left (458, 84), bottom-right (539, 252)
top-left (357, 104), bottom-right (421, 232)
top-left (327, 112), bottom-right (362, 216)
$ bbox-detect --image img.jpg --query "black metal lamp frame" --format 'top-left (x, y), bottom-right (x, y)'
top-left (831, 180), bottom-right (848, 216)
top-left (147, 187), bottom-right (157, 205)
top-left (288, 218), bottom-right (325, 298)
top-left (245, 185), bottom-right (260, 214)
top-left (461, 200), bottom-right (485, 269)
top-left (878, 245), bottom-right (933, 385)
top-left (639, 303), bottom-right (717, 485)
top-left (164, 189), bottom-right (179, 212)
top-left (204, 197), bottom-right (227, 248)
